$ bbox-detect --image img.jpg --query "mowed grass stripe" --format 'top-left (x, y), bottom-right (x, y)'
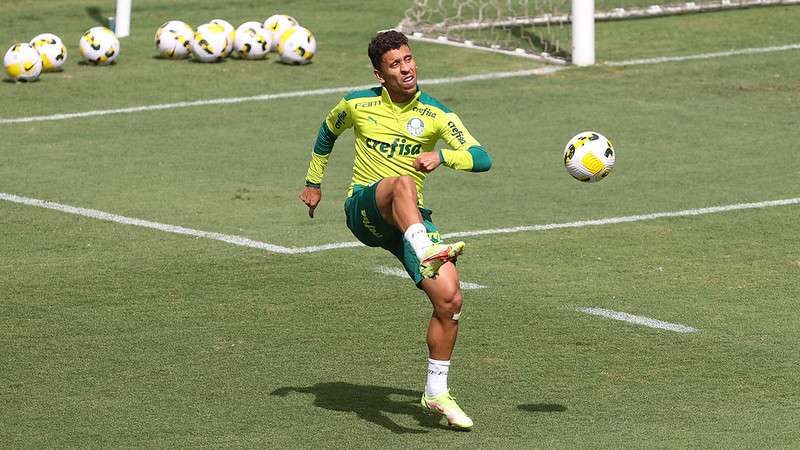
top-left (0, 67), bottom-right (562, 125)
top-left (3, 191), bottom-right (798, 254)
top-left (2, 42), bottom-right (798, 125)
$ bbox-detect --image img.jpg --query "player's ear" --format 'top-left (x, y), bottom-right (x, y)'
top-left (373, 68), bottom-right (385, 84)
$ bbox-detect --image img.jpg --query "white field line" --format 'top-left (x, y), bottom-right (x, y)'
top-left (2, 42), bottom-right (799, 125)
top-left (375, 265), bottom-right (487, 290)
top-left (440, 197), bottom-right (800, 240)
top-left (0, 192), bottom-right (295, 253)
top-left (0, 67), bottom-right (562, 125)
top-left (605, 43), bottom-right (800, 66)
top-left (577, 307), bottom-right (700, 333)
top-left (2, 192), bottom-right (799, 254)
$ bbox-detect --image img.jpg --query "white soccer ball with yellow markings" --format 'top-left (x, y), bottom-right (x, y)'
top-left (263, 14), bottom-right (298, 52)
top-left (3, 43), bottom-right (42, 81)
top-left (233, 22), bottom-right (271, 60)
top-left (563, 131), bottom-right (616, 182)
top-left (30, 33), bottom-right (67, 71)
top-left (155, 20), bottom-right (194, 59)
top-left (191, 23), bottom-right (229, 62)
top-left (209, 19), bottom-right (235, 56)
top-left (79, 26), bottom-right (120, 65)
top-left (277, 26), bottom-right (316, 65)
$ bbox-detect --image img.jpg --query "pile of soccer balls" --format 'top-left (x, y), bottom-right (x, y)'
top-left (2, 13), bottom-right (313, 81)
top-left (3, 33), bottom-right (67, 82)
top-left (3, 27), bottom-right (120, 82)
top-left (155, 14), bottom-right (315, 64)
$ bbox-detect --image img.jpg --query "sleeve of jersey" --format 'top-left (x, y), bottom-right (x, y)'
top-left (304, 99), bottom-right (353, 187)
top-left (437, 112), bottom-right (493, 173)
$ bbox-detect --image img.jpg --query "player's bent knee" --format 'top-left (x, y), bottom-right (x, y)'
top-left (434, 290), bottom-right (462, 320)
top-left (397, 174), bottom-right (415, 186)
top-left (380, 176), bottom-right (416, 203)
top-left (396, 175), bottom-right (417, 195)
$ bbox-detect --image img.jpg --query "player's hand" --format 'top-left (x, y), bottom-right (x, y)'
top-left (413, 151), bottom-right (442, 173)
top-left (299, 187), bottom-right (322, 218)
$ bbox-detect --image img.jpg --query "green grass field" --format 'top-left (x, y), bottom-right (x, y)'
top-left (2, 1), bottom-right (800, 447)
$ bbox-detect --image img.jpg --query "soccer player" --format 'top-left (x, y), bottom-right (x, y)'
top-left (298, 30), bottom-right (492, 430)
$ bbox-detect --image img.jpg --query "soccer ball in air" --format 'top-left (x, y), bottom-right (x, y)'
top-left (79, 26), bottom-right (120, 65)
top-left (155, 20), bottom-right (194, 59)
top-left (233, 22), bottom-right (271, 60)
top-left (209, 19), bottom-right (235, 56)
top-left (30, 33), bottom-right (67, 71)
top-left (263, 14), bottom-right (298, 52)
top-left (3, 43), bottom-right (42, 81)
top-left (191, 23), bottom-right (229, 62)
top-left (563, 131), bottom-right (615, 182)
top-left (277, 26), bottom-right (316, 65)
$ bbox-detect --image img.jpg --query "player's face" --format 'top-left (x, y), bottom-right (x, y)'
top-left (375, 45), bottom-right (417, 102)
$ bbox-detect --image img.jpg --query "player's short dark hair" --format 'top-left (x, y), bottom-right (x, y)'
top-left (368, 30), bottom-right (409, 70)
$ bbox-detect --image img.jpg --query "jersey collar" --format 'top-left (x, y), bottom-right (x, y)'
top-left (380, 86), bottom-right (421, 113)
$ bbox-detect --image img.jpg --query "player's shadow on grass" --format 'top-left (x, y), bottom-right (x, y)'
top-left (271, 382), bottom-right (449, 434)
top-left (518, 403), bottom-right (567, 412)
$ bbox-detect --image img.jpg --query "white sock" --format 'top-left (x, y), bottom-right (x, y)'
top-left (425, 358), bottom-right (450, 397)
top-left (404, 223), bottom-right (434, 259)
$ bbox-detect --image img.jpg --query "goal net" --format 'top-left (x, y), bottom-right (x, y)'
top-left (397, 0), bottom-right (800, 64)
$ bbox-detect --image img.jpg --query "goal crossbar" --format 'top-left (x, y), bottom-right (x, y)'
top-left (401, 0), bottom-right (800, 31)
top-left (398, 0), bottom-right (800, 65)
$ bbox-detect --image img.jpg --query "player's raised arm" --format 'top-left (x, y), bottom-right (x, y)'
top-left (434, 112), bottom-right (492, 173)
top-left (299, 97), bottom-right (354, 218)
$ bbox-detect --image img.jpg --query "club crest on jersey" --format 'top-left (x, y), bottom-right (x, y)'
top-left (406, 118), bottom-right (425, 137)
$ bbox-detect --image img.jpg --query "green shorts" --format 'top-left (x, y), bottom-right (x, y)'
top-left (344, 182), bottom-right (442, 286)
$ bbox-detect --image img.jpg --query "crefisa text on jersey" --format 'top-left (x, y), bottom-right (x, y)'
top-left (364, 136), bottom-right (422, 158)
top-left (447, 121), bottom-right (466, 145)
top-left (412, 106), bottom-right (437, 118)
top-left (334, 111), bottom-right (348, 130)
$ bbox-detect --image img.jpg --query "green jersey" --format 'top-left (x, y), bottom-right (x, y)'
top-left (304, 86), bottom-right (492, 207)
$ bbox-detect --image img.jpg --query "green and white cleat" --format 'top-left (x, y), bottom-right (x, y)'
top-left (419, 242), bottom-right (465, 279)
top-left (420, 390), bottom-right (474, 430)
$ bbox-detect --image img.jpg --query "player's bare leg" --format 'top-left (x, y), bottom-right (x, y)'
top-left (420, 263), bottom-right (462, 360)
top-left (375, 175), bottom-right (424, 230)
top-left (418, 263), bottom-right (473, 430)
top-left (375, 176), bottom-right (472, 429)
top-left (375, 176), bottom-right (464, 279)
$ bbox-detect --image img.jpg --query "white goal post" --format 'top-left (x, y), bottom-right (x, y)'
top-left (571, 0), bottom-right (595, 66)
top-left (115, 0), bottom-right (131, 37)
